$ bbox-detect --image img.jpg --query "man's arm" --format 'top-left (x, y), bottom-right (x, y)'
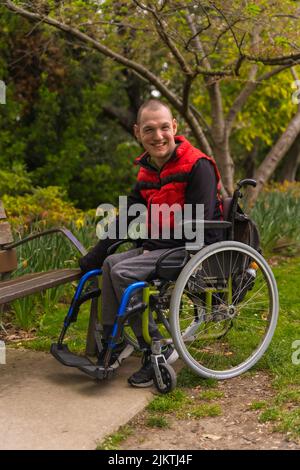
top-left (185, 158), bottom-right (218, 218)
top-left (185, 158), bottom-right (223, 244)
top-left (79, 185), bottom-right (146, 273)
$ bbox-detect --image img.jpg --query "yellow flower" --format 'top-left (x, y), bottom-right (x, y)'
top-left (75, 217), bottom-right (84, 228)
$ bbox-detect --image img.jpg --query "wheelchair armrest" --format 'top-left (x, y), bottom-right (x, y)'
top-left (155, 246), bottom-right (190, 280)
top-left (106, 239), bottom-right (138, 256)
top-left (182, 220), bottom-right (232, 230)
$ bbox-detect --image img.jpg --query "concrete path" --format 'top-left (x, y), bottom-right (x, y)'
top-left (0, 348), bottom-right (153, 450)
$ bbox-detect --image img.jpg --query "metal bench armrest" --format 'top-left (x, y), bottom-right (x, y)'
top-left (2, 227), bottom-right (87, 256)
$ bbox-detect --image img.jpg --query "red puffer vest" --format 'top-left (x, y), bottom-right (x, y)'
top-left (134, 135), bottom-right (223, 232)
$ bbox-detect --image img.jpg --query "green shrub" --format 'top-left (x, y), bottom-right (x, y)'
top-left (2, 187), bottom-right (99, 330)
top-left (0, 163), bottom-right (32, 196)
top-left (3, 186), bottom-right (84, 232)
top-left (250, 183), bottom-right (300, 255)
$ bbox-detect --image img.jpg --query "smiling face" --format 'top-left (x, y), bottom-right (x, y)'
top-left (134, 105), bottom-right (177, 168)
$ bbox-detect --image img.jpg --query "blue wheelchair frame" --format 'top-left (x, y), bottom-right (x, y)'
top-left (51, 268), bottom-right (176, 392)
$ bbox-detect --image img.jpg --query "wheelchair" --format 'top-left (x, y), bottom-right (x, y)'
top-left (51, 179), bottom-right (279, 393)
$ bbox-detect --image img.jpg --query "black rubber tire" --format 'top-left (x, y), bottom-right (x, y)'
top-left (153, 363), bottom-right (177, 394)
top-left (170, 241), bottom-right (279, 379)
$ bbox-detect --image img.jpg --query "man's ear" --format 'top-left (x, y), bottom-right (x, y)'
top-left (172, 118), bottom-right (178, 135)
top-left (133, 124), bottom-right (140, 142)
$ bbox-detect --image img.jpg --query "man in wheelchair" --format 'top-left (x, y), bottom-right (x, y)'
top-left (79, 99), bottom-right (224, 388)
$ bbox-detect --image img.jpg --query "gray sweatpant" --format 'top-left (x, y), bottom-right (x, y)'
top-left (101, 247), bottom-right (174, 338)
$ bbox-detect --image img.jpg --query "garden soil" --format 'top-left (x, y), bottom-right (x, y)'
top-left (120, 372), bottom-right (300, 450)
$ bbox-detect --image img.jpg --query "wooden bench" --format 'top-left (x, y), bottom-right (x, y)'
top-left (0, 200), bottom-right (99, 355)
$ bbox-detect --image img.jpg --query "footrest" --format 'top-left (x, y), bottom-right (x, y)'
top-left (78, 364), bottom-right (115, 380)
top-left (50, 343), bottom-right (94, 368)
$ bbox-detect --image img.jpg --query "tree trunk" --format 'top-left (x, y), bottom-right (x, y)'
top-left (248, 110), bottom-right (300, 206)
top-left (213, 139), bottom-right (235, 195)
top-left (244, 137), bottom-right (260, 178)
top-left (279, 133), bottom-right (300, 181)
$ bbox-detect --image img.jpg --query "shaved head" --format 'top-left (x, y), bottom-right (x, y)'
top-left (136, 99), bottom-right (173, 125)
top-left (134, 99), bottom-right (177, 169)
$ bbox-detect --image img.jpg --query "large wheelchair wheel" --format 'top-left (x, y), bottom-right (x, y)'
top-left (170, 241), bottom-right (279, 379)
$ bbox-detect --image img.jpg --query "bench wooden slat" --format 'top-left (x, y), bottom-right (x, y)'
top-left (0, 201), bottom-right (6, 220)
top-left (0, 221), bottom-right (14, 245)
top-left (0, 268), bottom-right (82, 304)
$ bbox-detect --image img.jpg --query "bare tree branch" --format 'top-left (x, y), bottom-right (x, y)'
top-left (245, 52), bottom-right (300, 67)
top-left (189, 104), bottom-right (211, 134)
top-left (210, 2), bottom-right (242, 54)
top-left (258, 64), bottom-right (292, 82)
top-left (4, 0), bottom-right (183, 111)
top-left (184, 109), bottom-right (213, 155)
top-left (78, 20), bottom-right (150, 33)
top-left (182, 74), bottom-right (194, 113)
top-left (234, 53), bottom-right (246, 76)
top-left (187, 14), bottom-right (246, 74)
top-left (185, 13), bottom-right (212, 70)
top-left (225, 64), bottom-right (258, 134)
top-left (225, 64), bottom-right (293, 134)
top-left (133, 0), bottom-right (193, 76)
top-left (185, 9), bottom-right (211, 53)
top-left (102, 104), bottom-right (135, 135)
top-left (186, 11), bottom-right (224, 145)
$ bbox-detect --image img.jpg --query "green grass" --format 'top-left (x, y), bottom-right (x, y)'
top-left (96, 425), bottom-right (133, 450)
top-left (189, 403), bottom-right (222, 418)
top-left (198, 390), bottom-right (224, 401)
top-left (146, 415), bottom-right (170, 428)
top-left (147, 387), bottom-right (223, 421)
top-left (261, 258), bottom-right (300, 386)
top-left (243, 257), bottom-right (300, 440)
top-left (248, 401), bottom-right (267, 411)
top-left (147, 389), bottom-right (189, 413)
top-left (275, 408), bottom-right (300, 437)
top-left (275, 389), bottom-right (300, 405)
top-left (177, 367), bottom-right (218, 389)
top-left (259, 408), bottom-right (281, 423)
top-left (9, 299), bottom-right (91, 353)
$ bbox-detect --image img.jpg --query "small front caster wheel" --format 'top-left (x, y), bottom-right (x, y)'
top-left (154, 363), bottom-right (177, 394)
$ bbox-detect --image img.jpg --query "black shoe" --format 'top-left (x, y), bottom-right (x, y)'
top-left (127, 346), bottom-right (179, 388)
top-left (128, 350), bottom-right (154, 388)
top-left (97, 341), bottom-right (128, 367)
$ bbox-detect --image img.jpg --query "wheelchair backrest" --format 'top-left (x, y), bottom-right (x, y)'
top-left (223, 197), bottom-right (233, 222)
top-left (223, 196), bottom-right (261, 254)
